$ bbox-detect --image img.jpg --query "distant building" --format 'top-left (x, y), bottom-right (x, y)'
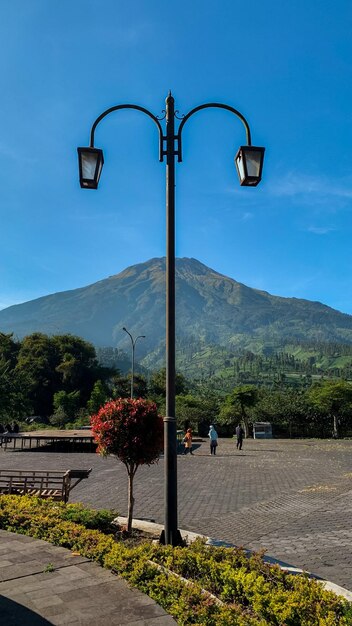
top-left (253, 422), bottom-right (272, 439)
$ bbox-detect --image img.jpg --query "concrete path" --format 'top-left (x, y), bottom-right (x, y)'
top-left (1, 438), bottom-right (352, 590)
top-left (0, 530), bottom-right (176, 625)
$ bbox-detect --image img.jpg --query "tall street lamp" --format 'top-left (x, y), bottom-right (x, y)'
top-left (78, 92), bottom-right (265, 546)
top-left (122, 327), bottom-right (145, 399)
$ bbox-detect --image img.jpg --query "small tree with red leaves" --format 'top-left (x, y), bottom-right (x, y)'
top-left (91, 397), bottom-right (163, 534)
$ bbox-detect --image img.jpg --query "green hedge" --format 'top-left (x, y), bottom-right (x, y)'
top-left (0, 496), bottom-right (351, 625)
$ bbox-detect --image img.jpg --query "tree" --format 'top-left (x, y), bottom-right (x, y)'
top-left (0, 357), bottom-right (31, 420)
top-left (219, 384), bottom-right (259, 437)
top-left (149, 368), bottom-right (189, 397)
top-left (15, 332), bottom-right (111, 417)
top-left (16, 333), bottom-right (59, 416)
top-left (52, 390), bottom-right (80, 423)
top-left (87, 380), bottom-right (109, 414)
top-left (175, 393), bottom-right (220, 433)
top-left (0, 332), bottom-right (20, 366)
top-left (306, 380), bottom-right (352, 438)
top-left (53, 334), bottom-right (107, 404)
top-left (112, 374), bottom-right (147, 399)
top-left (251, 388), bottom-right (312, 437)
top-left (91, 398), bottom-right (163, 534)
top-left (50, 406), bottom-right (69, 428)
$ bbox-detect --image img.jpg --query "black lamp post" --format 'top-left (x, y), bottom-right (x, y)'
top-left (78, 92), bottom-right (265, 546)
top-left (122, 327), bottom-right (145, 399)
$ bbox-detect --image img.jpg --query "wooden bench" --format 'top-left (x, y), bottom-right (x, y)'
top-left (0, 469), bottom-right (92, 503)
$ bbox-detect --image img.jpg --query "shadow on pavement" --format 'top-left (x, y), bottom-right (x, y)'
top-left (0, 595), bottom-right (53, 625)
top-left (244, 448), bottom-right (281, 453)
top-left (193, 453), bottom-right (249, 457)
top-left (177, 443), bottom-right (202, 455)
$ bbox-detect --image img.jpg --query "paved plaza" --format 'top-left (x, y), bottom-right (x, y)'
top-left (0, 530), bottom-right (176, 625)
top-left (1, 438), bottom-right (352, 590)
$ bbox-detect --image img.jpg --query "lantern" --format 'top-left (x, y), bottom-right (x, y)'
top-left (77, 147), bottom-right (104, 189)
top-left (235, 146), bottom-right (265, 186)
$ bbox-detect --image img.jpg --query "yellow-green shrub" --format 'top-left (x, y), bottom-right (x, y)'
top-left (0, 496), bottom-right (351, 625)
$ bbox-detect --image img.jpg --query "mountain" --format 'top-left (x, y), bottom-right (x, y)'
top-left (1, 258), bottom-right (352, 369)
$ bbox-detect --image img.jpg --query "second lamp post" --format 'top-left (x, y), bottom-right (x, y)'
top-left (122, 327), bottom-right (145, 399)
top-left (78, 92), bottom-right (265, 546)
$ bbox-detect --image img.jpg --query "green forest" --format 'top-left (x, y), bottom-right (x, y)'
top-left (1, 331), bottom-right (352, 439)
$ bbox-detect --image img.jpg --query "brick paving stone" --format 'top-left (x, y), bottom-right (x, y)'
top-left (0, 531), bottom-right (177, 625)
top-left (1, 438), bottom-right (352, 590)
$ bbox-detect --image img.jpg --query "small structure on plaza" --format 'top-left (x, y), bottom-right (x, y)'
top-left (253, 421), bottom-right (272, 439)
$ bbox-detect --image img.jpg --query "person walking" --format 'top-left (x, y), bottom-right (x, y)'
top-left (183, 428), bottom-right (194, 455)
top-left (235, 424), bottom-right (244, 450)
top-left (208, 424), bottom-right (218, 455)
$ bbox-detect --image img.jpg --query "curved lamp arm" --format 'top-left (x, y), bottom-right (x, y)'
top-left (122, 326), bottom-right (133, 344)
top-left (122, 327), bottom-right (145, 348)
top-left (90, 104), bottom-right (164, 161)
top-left (177, 103), bottom-right (252, 162)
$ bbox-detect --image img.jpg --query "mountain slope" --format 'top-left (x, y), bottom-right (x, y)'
top-left (1, 258), bottom-right (352, 360)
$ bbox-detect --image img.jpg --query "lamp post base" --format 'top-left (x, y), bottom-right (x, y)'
top-left (159, 529), bottom-right (184, 546)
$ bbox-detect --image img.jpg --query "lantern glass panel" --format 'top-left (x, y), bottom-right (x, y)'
top-left (235, 152), bottom-right (246, 183)
top-left (82, 152), bottom-right (99, 181)
top-left (245, 150), bottom-right (262, 178)
top-left (96, 158), bottom-right (103, 182)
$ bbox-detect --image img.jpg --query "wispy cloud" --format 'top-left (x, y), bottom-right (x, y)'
top-left (277, 273), bottom-right (323, 299)
top-left (272, 172), bottom-right (352, 201)
top-left (307, 225), bottom-right (336, 235)
top-left (241, 211), bottom-right (253, 221)
top-left (238, 271), bottom-right (322, 300)
top-left (65, 20), bottom-right (154, 50)
top-left (0, 143), bottom-right (38, 164)
top-left (118, 24), bottom-right (152, 46)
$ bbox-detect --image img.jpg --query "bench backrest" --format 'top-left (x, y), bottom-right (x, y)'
top-left (0, 469), bottom-right (92, 502)
top-left (0, 470), bottom-right (68, 499)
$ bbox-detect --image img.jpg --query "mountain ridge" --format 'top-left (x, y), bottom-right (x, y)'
top-left (0, 258), bottom-right (351, 365)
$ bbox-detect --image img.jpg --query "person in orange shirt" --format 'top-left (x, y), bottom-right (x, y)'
top-left (183, 428), bottom-right (194, 455)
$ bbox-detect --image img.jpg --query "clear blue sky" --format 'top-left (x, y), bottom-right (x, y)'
top-left (1, 1), bottom-right (352, 313)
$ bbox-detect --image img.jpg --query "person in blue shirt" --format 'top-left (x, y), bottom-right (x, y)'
top-left (208, 425), bottom-right (218, 455)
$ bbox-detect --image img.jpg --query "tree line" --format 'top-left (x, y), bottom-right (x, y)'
top-left (217, 382), bottom-right (352, 439)
top-left (176, 337), bottom-right (352, 387)
top-left (0, 332), bottom-right (111, 425)
top-left (1, 331), bottom-right (352, 438)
